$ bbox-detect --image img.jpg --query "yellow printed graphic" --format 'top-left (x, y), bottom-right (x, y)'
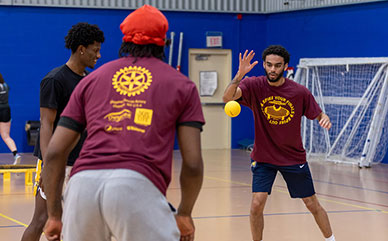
top-left (112, 66), bottom-right (152, 97)
top-left (127, 125), bottom-right (145, 133)
top-left (33, 159), bottom-right (43, 196)
top-left (110, 99), bottom-right (146, 108)
top-left (104, 109), bottom-right (132, 122)
top-left (105, 125), bottom-right (123, 132)
top-left (265, 100), bottom-right (289, 120)
top-left (134, 108), bottom-right (153, 126)
top-left (260, 96), bottom-right (295, 125)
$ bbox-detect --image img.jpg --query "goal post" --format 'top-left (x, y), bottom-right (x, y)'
top-left (294, 57), bottom-right (388, 167)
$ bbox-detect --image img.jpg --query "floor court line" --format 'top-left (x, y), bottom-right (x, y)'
top-left (326, 172), bottom-right (388, 184)
top-left (206, 174), bottom-right (388, 199)
top-left (314, 179), bottom-right (388, 194)
top-left (204, 175), bottom-right (388, 214)
top-left (0, 212), bottom-right (28, 227)
top-left (274, 185), bottom-right (388, 208)
top-left (206, 175), bottom-right (388, 195)
top-left (0, 225), bottom-right (24, 228)
top-left (316, 197), bottom-right (388, 214)
top-left (205, 175), bottom-right (250, 186)
top-left (193, 209), bottom-right (375, 220)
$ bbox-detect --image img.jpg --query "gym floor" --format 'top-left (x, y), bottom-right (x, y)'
top-left (1, 149), bottom-right (388, 241)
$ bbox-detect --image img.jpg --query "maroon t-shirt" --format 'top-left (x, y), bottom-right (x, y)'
top-left (61, 57), bottom-right (205, 195)
top-left (239, 76), bottom-right (322, 166)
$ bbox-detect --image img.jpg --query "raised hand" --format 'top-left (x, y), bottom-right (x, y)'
top-left (237, 50), bottom-right (259, 79)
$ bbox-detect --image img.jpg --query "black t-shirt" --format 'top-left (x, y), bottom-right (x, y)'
top-left (33, 64), bottom-right (87, 166)
top-left (0, 83), bottom-right (10, 108)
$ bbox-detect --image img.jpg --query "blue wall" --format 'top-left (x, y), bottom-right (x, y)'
top-left (0, 2), bottom-right (388, 163)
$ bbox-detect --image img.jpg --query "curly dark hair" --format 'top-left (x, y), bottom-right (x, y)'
top-left (118, 42), bottom-right (168, 60)
top-left (65, 23), bottom-right (105, 53)
top-left (262, 45), bottom-right (290, 64)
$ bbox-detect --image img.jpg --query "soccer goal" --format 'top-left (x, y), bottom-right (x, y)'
top-left (294, 58), bottom-right (388, 167)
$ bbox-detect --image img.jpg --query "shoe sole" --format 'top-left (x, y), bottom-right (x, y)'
top-left (13, 155), bottom-right (21, 165)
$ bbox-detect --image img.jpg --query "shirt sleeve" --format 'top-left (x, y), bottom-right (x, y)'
top-left (57, 116), bottom-right (85, 133)
top-left (178, 121), bottom-right (203, 131)
top-left (40, 77), bottom-right (62, 109)
top-left (60, 82), bottom-right (86, 127)
top-left (177, 84), bottom-right (205, 128)
top-left (237, 77), bottom-right (253, 107)
top-left (303, 89), bottom-right (322, 120)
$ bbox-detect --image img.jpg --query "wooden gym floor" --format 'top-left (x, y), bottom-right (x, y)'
top-left (1, 149), bottom-right (388, 241)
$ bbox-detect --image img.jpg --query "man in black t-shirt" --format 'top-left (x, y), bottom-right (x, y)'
top-left (21, 23), bottom-right (104, 241)
top-left (33, 64), bottom-right (87, 166)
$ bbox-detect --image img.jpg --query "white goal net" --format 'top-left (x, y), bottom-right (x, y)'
top-left (294, 58), bottom-right (388, 167)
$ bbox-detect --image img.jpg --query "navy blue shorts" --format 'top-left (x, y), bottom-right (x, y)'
top-left (251, 160), bottom-right (315, 198)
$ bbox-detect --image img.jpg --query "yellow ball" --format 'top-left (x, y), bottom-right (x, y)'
top-left (224, 100), bottom-right (241, 117)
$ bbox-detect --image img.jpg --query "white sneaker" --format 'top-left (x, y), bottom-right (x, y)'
top-left (13, 154), bottom-right (21, 165)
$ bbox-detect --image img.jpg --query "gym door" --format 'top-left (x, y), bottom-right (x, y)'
top-left (189, 48), bottom-right (232, 149)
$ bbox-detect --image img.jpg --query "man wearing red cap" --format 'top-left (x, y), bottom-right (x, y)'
top-left (42, 5), bottom-right (204, 241)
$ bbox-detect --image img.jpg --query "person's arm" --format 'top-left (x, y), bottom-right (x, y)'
top-left (223, 50), bottom-right (258, 103)
top-left (42, 126), bottom-right (80, 241)
top-left (316, 112), bottom-right (332, 130)
top-left (39, 107), bottom-right (57, 159)
top-left (175, 125), bottom-right (204, 241)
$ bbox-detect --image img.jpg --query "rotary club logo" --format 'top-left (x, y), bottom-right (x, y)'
top-left (112, 66), bottom-right (152, 97)
top-left (261, 96), bottom-right (295, 125)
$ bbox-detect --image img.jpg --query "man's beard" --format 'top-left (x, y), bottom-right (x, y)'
top-left (266, 71), bottom-right (282, 83)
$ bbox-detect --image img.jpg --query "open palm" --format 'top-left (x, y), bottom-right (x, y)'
top-left (238, 50), bottom-right (258, 77)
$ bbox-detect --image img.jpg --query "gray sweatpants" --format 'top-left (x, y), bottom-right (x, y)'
top-left (62, 169), bottom-right (180, 241)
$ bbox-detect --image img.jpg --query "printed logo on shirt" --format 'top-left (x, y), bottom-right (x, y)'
top-left (105, 125), bottom-right (123, 132)
top-left (104, 109), bottom-right (132, 122)
top-left (112, 66), bottom-right (152, 97)
top-left (103, 99), bottom-right (153, 134)
top-left (110, 99), bottom-right (146, 108)
top-left (260, 96), bottom-right (295, 125)
top-left (134, 108), bottom-right (153, 126)
top-left (126, 125), bottom-right (146, 133)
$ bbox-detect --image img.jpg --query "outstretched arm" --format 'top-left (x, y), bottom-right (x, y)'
top-left (42, 126), bottom-right (80, 241)
top-left (316, 112), bottom-right (332, 130)
top-left (223, 50), bottom-right (258, 103)
top-left (175, 125), bottom-right (204, 241)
